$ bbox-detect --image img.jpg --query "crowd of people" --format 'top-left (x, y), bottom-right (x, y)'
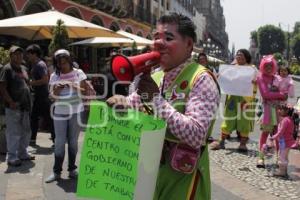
top-left (206, 50), bottom-right (299, 177)
top-left (0, 45), bottom-right (88, 183)
top-left (0, 12), bottom-right (299, 200)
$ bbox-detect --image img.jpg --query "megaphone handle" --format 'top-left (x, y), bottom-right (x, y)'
top-left (141, 99), bottom-right (154, 115)
top-left (161, 76), bottom-right (166, 98)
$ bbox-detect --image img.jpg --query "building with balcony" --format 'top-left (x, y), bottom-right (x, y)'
top-left (170, 0), bottom-right (206, 44)
top-left (194, 0), bottom-right (229, 60)
top-left (0, 0), bottom-right (229, 69)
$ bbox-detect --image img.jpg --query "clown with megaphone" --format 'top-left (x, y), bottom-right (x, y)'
top-left (108, 13), bottom-right (220, 200)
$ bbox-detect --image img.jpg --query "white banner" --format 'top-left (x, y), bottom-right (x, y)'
top-left (218, 64), bottom-right (257, 97)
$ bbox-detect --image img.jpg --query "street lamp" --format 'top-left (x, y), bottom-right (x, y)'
top-left (203, 38), bottom-right (215, 56)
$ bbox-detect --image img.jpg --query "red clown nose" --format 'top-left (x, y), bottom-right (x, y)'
top-left (111, 51), bottom-right (160, 82)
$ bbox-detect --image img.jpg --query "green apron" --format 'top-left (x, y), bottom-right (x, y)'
top-left (151, 63), bottom-right (218, 200)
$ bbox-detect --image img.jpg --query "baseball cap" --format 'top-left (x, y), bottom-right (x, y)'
top-left (54, 49), bottom-right (70, 58)
top-left (26, 44), bottom-right (41, 55)
top-left (9, 45), bottom-right (24, 54)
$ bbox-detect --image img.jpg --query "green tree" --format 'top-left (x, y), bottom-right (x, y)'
top-left (292, 33), bottom-right (300, 62)
top-left (290, 62), bottom-right (300, 75)
top-left (292, 22), bottom-right (300, 37)
top-left (0, 47), bottom-right (9, 65)
top-left (250, 30), bottom-right (258, 46)
top-left (273, 52), bottom-right (286, 66)
top-left (48, 19), bottom-right (69, 55)
top-left (257, 25), bottom-right (285, 55)
top-left (131, 41), bottom-right (138, 56)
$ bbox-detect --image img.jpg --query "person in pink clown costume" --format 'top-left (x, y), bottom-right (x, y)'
top-left (256, 55), bottom-right (287, 168)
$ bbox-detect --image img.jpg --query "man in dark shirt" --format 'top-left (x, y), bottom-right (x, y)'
top-left (0, 45), bottom-right (34, 166)
top-left (26, 44), bottom-right (54, 146)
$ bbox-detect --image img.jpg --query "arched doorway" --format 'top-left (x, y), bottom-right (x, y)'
top-left (146, 34), bottom-right (152, 40)
top-left (0, 1), bottom-right (17, 48)
top-left (23, 0), bottom-right (51, 15)
top-left (125, 27), bottom-right (133, 33)
top-left (0, 1), bottom-right (15, 19)
top-left (91, 15), bottom-right (104, 26)
top-left (136, 31), bottom-right (143, 37)
top-left (64, 7), bottom-right (82, 19)
top-left (109, 21), bottom-right (120, 31)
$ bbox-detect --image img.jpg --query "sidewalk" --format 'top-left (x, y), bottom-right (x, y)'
top-left (209, 139), bottom-right (300, 200)
top-left (0, 132), bottom-right (300, 200)
top-left (210, 161), bottom-right (282, 200)
top-left (0, 132), bottom-right (86, 200)
top-left (292, 74), bottom-right (300, 82)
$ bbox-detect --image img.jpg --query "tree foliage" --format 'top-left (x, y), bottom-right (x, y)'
top-left (290, 62), bottom-right (300, 75)
top-left (131, 41), bottom-right (138, 56)
top-left (250, 30), bottom-right (258, 46)
top-left (273, 52), bottom-right (286, 66)
top-left (257, 25), bottom-right (285, 55)
top-left (48, 19), bottom-right (69, 55)
top-left (292, 33), bottom-right (300, 62)
top-left (293, 22), bottom-right (300, 37)
top-left (0, 47), bottom-right (9, 65)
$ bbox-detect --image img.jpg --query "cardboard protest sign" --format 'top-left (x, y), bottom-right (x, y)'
top-left (218, 64), bottom-right (257, 97)
top-left (77, 101), bottom-right (166, 200)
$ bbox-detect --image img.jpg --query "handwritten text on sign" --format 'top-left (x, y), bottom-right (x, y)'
top-left (77, 102), bottom-right (165, 200)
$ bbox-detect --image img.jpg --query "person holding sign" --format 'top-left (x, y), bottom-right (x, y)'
top-left (107, 13), bottom-right (220, 200)
top-left (211, 49), bottom-right (257, 152)
top-left (45, 49), bottom-right (87, 183)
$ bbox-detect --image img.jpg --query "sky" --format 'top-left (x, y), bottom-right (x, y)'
top-left (220, 0), bottom-right (300, 51)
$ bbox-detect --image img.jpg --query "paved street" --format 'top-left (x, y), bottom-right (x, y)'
top-left (209, 78), bottom-right (300, 200)
top-left (0, 80), bottom-right (299, 200)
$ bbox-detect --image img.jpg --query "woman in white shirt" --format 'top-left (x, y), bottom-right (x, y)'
top-left (45, 49), bottom-right (86, 183)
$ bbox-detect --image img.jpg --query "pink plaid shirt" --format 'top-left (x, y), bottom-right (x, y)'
top-left (128, 62), bottom-right (220, 149)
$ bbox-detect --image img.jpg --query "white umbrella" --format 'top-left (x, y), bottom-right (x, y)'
top-left (116, 30), bottom-right (153, 45)
top-left (69, 30), bottom-right (153, 48)
top-left (70, 37), bottom-right (135, 47)
top-left (192, 47), bottom-right (225, 63)
top-left (0, 9), bottom-right (123, 40)
top-left (207, 55), bottom-right (225, 64)
top-left (191, 51), bottom-right (225, 64)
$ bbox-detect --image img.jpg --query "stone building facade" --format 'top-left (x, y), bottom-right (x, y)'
top-left (194, 0), bottom-right (229, 60)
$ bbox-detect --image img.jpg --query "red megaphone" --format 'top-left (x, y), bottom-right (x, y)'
top-left (111, 51), bottom-right (160, 82)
